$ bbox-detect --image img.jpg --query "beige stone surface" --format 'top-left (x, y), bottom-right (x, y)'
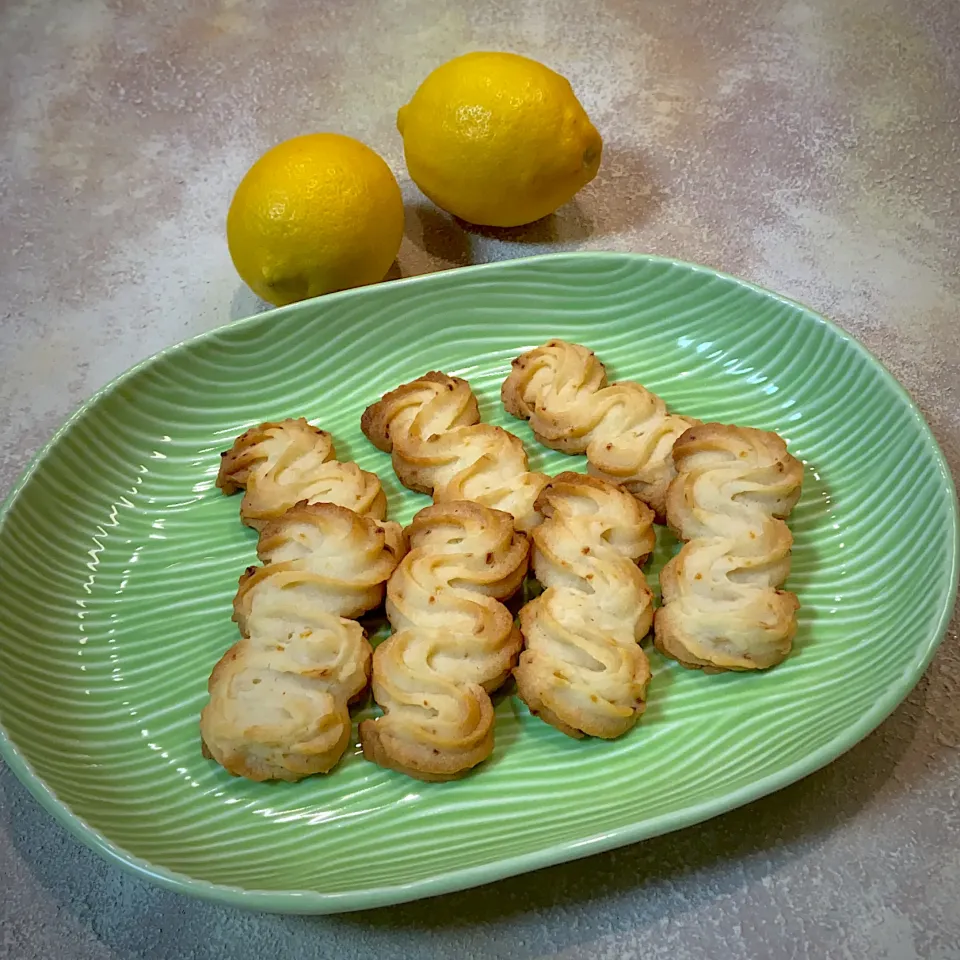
top-left (1, 1), bottom-right (958, 958)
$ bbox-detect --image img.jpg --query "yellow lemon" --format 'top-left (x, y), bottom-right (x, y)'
top-left (227, 133), bottom-right (403, 306)
top-left (397, 52), bottom-right (602, 228)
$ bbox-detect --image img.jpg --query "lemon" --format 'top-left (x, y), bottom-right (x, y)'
top-left (227, 133), bottom-right (404, 306)
top-left (397, 52), bottom-right (602, 228)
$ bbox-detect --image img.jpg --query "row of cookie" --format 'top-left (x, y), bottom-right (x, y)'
top-left (198, 420), bottom-right (405, 781)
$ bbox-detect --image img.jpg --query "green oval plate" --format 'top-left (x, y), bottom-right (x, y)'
top-left (1, 252), bottom-right (956, 913)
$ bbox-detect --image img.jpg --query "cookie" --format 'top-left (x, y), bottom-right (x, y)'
top-left (502, 340), bottom-right (696, 520)
top-left (359, 501), bottom-right (528, 780)
top-left (515, 473), bottom-right (656, 739)
top-left (654, 423), bottom-right (803, 671)
top-left (362, 372), bottom-right (549, 532)
top-left (217, 418), bottom-right (388, 532)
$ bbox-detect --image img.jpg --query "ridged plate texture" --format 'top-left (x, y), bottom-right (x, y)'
top-left (0, 253), bottom-right (956, 913)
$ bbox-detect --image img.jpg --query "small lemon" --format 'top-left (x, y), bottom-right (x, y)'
top-left (397, 52), bottom-right (602, 228)
top-left (227, 133), bottom-right (403, 306)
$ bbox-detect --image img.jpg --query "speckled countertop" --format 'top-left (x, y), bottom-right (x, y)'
top-left (2, 1), bottom-right (958, 958)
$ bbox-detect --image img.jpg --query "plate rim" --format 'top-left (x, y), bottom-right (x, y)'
top-left (1, 250), bottom-right (957, 914)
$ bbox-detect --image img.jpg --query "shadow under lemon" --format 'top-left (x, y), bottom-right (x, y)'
top-left (228, 282), bottom-right (271, 321)
top-left (398, 142), bottom-right (664, 272)
top-left (398, 194), bottom-right (599, 275)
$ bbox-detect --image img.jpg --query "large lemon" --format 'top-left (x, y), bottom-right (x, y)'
top-left (227, 134), bottom-right (403, 306)
top-left (397, 52), bottom-right (602, 228)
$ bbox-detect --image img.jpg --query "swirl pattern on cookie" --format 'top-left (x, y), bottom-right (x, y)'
top-left (501, 340), bottom-right (696, 520)
top-left (515, 473), bottom-right (656, 739)
top-left (217, 418), bottom-right (389, 532)
top-left (200, 502), bottom-right (404, 781)
top-left (360, 501), bottom-right (529, 781)
top-left (654, 423), bottom-right (803, 671)
top-left (361, 372), bottom-right (549, 532)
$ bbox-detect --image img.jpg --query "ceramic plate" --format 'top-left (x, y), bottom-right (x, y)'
top-left (0, 253), bottom-right (956, 913)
